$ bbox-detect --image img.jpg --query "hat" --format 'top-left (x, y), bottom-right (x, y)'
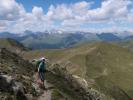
top-left (40, 57), bottom-right (45, 60)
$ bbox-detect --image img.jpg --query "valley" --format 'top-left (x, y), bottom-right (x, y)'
top-left (24, 41), bottom-right (133, 100)
top-left (0, 36), bottom-right (133, 100)
top-left (1, 0), bottom-right (133, 99)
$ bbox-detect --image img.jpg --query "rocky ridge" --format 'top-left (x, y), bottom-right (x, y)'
top-left (0, 48), bottom-right (105, 100)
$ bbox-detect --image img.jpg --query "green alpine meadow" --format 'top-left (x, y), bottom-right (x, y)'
top-left (0, 0), bottom-right (133, 100)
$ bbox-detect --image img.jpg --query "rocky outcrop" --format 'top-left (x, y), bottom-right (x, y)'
top-left (47, 64), bottom-right (105, 100)
top-left (0, 48), bottom-right (105, 100)
top-left (0, 48), bottom-right (35, 100)
top-left (0, 75), bottom-right (28, 100)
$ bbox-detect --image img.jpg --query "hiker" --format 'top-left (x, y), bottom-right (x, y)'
top-left (35, 57), bottom-right (47, 89)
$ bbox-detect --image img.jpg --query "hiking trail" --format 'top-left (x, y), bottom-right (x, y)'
top-left (33, 73), bottom-right (54, 100)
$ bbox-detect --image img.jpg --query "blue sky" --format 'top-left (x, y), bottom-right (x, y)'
top-left (0, 0), bottom-right (133, 33)
top-left (16, 0), bottom-right (102, 12)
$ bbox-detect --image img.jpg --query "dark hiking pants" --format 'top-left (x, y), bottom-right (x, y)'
top-left (39, 71), bottom-right (45, 81)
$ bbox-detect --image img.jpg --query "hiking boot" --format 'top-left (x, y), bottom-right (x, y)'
top-left (42, 86), bottom-right (47, 90)
top-left (39, 85), bottom-right (46, 90)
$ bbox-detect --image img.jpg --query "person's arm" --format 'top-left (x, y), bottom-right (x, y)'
top-left (44, 62), bottom-right (47, 72)
top-left (38, 62), bottom-right (42, 72)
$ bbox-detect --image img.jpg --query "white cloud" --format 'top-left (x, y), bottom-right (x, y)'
top-left (0, 0), bottom-right (53, 33)
top-left (8, 12), bottom-right (53, 33)
top-left (46, 1), bottom-right (92, 21)
top-left (0, 0), bottom-right (133, 33)
top-left (47, 4), bottom-right (73, 21)
top-left (86, 0), bottom-right (131, 21)
top-left (128, 8), bottom-right (133, 21)
top-left (0, 0), bottom-right (25, 21)
top-left (32, 6), bottom-right (44, 19)
top-left (58, 0), bottom-right (133, 32)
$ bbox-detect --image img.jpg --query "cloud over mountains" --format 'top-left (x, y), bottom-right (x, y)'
top-left (0, 0), bottom-right (133, 33)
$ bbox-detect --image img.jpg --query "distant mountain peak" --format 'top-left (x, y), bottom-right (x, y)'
top-left (96, 33), bottom-right (121, 41)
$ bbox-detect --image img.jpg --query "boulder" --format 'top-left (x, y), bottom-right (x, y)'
top-left (72, 75), bottom-right (89, 91)
top-left (0, 74), bottom-right (28, 100)
top-left (0, 75), bottom-right (13, 92)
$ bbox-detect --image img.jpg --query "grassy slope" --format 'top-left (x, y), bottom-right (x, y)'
top-left (85, 43), bottom-right (133, 100)
top-left (0, 48), bottom-right (81, 100)
top-left (24, 42), bottom-right (133, 100)
top-left (113, 40), bottom-right (133, 52)
top-left (0, 38), bottom-right (28, 51)
top-left (24, 42), bottom-right (96, 77)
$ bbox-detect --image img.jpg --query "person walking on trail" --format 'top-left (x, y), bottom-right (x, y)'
top-left (36, 57), bottom-right (46, 89)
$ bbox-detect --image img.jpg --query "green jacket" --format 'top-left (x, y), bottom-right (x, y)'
top-left (36, 60), bottom-right (46, 72)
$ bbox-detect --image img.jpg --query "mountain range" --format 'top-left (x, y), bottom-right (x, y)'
top-left (1, 31), bottom-right (133, 49)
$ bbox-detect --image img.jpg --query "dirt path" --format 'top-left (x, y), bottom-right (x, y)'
top-left (33, 73), bottom-right (53, 100)
top-left (38, 89), bottom-right (52, 100)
